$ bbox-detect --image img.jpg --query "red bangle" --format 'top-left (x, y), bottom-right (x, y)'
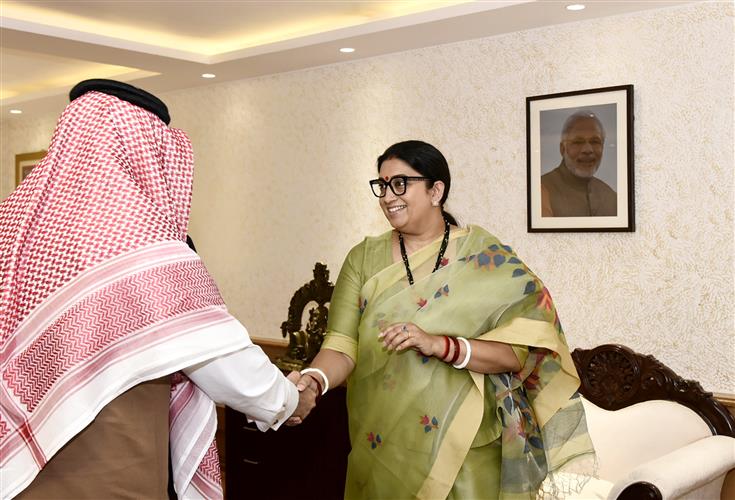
top-left (306, 374), bottom-right (323, 403)
top-left (441, 336), bottom-right (450, 360)
top-left (449, 337), bottom-right (461, 364)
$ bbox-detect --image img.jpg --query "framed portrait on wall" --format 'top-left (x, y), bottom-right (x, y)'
top-left (15, 150), bottom-right (47, 186)
top-left (526, 85), bottom-right (634, 232)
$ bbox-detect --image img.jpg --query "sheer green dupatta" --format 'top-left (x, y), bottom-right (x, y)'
top-left (344, 226), bottom-right (593, 500)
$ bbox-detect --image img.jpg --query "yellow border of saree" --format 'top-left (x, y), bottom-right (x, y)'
top-left (416, 315), bottom-right (581, 500)
top-left (341, 225), bottom-right (593, 499)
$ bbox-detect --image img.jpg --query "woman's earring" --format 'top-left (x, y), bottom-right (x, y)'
top-left (432, 201), bottom-right (439, 207)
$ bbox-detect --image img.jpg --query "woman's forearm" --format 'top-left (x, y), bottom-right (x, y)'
top-left (307, 348), bottom-right (356, 390)
top-left (382, 322), bottom-right (521, 375)
top-left (439, 338), bottom-right (520, 374)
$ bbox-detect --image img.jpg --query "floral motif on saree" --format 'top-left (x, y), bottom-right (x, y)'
top-left (341, 226), bottom-right (594, 499)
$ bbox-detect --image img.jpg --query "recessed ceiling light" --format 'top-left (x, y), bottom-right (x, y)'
top-left (9, 109), bottom-right (22, 114)
top-left (566, 4), bottom-right (585, 11)
top-left (339, 47), bottom-right (355, 53)
top-left (201, 73), bottom-right (216, 79)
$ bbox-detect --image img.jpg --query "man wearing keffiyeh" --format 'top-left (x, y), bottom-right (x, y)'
top-left (0, 80), bottom-right (313, 499)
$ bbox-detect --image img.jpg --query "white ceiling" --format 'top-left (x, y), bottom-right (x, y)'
top-left (1, 0), bottom-right (690, 119)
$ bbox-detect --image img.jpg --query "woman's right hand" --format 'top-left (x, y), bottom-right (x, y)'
top-left (284, 350), bottom-right (355, 426)
top-left (285, 371), bottom-right (320, 426)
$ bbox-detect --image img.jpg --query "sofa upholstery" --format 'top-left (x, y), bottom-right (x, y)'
top-left (562, 344), bottom-right (735, 500)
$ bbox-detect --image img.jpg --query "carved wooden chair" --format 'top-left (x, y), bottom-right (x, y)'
top-left (571, 344), bottom-right (735, 499)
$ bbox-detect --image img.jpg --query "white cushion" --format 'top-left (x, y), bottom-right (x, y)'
top-left (606, 435), bottom-right (735, 500)
top-left (582, 397), bottom-right (712, 482)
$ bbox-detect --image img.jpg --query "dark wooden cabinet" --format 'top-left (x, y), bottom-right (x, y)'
top-left (225, 386), bottom-right (350, 499)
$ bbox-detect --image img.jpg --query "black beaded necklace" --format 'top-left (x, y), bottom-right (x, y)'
top-left (398, 216), bottom-right (450, 286)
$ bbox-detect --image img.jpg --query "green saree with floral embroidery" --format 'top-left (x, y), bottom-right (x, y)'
top-left (322, 225), bottom-right (594, 500)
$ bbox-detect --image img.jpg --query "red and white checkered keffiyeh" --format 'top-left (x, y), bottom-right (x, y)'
top-left (0, 92), bottom-right (247, 498)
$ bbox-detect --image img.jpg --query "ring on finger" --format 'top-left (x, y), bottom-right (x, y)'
top-left (402, 324), bottom-right (408, 333)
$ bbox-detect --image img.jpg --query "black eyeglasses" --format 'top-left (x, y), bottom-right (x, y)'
top-left (369, 175), bottom-right (430, 197)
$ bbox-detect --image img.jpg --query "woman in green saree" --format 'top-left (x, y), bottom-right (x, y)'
top-left (291, 141), bottom-right (594, 499)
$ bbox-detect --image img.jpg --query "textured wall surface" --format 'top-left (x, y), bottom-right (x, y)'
top-left (2, 2), bottom-right (733, 392)
top-left (1, 113), bottom-right (61, 194)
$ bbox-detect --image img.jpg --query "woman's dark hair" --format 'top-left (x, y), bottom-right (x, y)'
top-left (377, 140), bottom-right (458, 226)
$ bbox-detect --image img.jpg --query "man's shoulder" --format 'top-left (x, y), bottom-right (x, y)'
top-left (541, 166), bottom-right (562, 183)
top-left (589, 177), bottom-right (617, 195)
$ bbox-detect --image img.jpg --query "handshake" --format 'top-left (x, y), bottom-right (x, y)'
top-left (284, 370), bottom-right (323, 426)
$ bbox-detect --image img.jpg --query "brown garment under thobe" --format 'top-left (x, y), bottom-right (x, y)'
top-left (541, 163), bottom-right (617, 217)
top-left (18, 376), bottom-right (171, 500)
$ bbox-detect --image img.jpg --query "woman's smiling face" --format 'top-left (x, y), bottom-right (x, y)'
top-left (378, 158), bottom-right (434, 232)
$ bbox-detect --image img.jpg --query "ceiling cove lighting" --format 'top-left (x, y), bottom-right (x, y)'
top-left (9, 109), bottom-right (22, 114)
top-left (566, 4), bottom-right (585, 11)
top-left (339, 47), bottom-right (355, 53)
top-left (201, 73), bottom-right (216, 79)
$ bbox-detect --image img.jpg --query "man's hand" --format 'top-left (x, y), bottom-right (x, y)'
top-left (285, 371), bottom-right (318, 426)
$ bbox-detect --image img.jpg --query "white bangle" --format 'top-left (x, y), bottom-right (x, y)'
top-left (452, 337), bottom-right (471, 369)
top-left (300, 367), bottom-right (329, 395)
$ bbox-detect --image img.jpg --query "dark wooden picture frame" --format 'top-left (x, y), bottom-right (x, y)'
top-left (526, 85), bottom-right (634, 232)
top-left (15, 150), bottom-right (47, 186)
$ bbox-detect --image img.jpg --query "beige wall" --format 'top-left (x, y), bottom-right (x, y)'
top-left (2, 2), bottom-right (733, 393)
